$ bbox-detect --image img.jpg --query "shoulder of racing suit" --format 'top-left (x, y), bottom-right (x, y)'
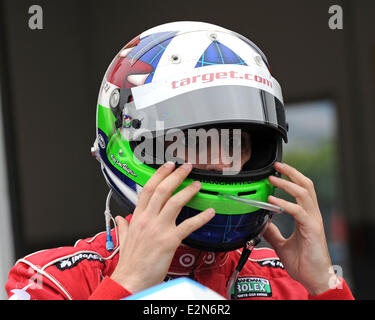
top-left (6, 229), bottom-right (120, 300)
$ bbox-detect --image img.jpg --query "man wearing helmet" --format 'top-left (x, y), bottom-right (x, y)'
top-left (6, 21), bottom-right (354, 300)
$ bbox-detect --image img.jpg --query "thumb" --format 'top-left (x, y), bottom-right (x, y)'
top-left (262, 222), bottom-right (285, 251)
top-left (115, 215), bottom-right (129, 245)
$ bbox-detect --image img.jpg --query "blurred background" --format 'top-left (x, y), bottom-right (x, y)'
top-left (0, 0), bottom-right (374, 299)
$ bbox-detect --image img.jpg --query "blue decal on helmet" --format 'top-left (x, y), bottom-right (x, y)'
top-left (195, 40), bottom-right (247, 68)
top-left (127, 31), bottom-right (178, 84)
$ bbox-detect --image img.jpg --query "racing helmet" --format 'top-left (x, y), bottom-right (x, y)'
top-left (92, 21), bottom-right (288, 252)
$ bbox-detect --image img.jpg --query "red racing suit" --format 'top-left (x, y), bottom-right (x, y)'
top-left (5, 217), bottom-right (354, 300)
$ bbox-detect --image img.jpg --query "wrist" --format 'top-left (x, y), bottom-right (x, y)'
top-left (110, 270), bottom-right (144, 294)
top-left (306, 283), bottom-right (330, 296)
top-left (306, 274), bottom-right (341, 296)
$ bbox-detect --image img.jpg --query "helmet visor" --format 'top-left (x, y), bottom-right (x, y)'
top-left (124, 84), bottom-right (287, 143)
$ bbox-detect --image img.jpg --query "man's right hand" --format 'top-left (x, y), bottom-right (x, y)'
top-left (110, 161), bottom-right (215, 294)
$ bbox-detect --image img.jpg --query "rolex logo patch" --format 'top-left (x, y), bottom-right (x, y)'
top-left (232, 277), bottom-right (272, 299)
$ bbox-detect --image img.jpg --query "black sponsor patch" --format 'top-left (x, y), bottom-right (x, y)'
top-left (257, 259), bottom-right (285, 270)
top-left (55, 253), bottom-right (104, 271)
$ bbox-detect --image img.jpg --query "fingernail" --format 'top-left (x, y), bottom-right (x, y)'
top-left (192, 181), bottom-right (201, 188)
top-left (208, 208), bottom-right (215, 215)
top-left (181, 163), bottom-right (192, 171)
top-left (275, 162), bottom-right (285, 168)
top-left (164, 161), bottom-right (175, 169)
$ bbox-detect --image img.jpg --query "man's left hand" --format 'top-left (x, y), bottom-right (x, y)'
top-left (263, 162), bottom-right (341, 296)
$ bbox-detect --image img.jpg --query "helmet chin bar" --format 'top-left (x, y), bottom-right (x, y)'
top-left (107, 170), bottom-right (274, 254)
top-left (180, 210), bottom-right (272, 252)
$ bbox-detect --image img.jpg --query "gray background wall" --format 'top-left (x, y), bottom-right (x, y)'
top-left (1, 0), bottom-right (374, 299)
top-left (0, 87), bottom-right (14, 300)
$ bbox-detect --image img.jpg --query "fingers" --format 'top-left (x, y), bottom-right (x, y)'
top-left (268, 195), bottom-right (308, 225)
top-left (160, 180), bottom-right (202, 223)
top-left (176, 208), bottom-right (215, 240)
top-left (274, 162), bottom-right (317, 203)
top-left (136, 161), bottom-right (176, 213)
top-left (146, 163), bottom-right (193, 214)
top-left (115, 215), bottom-right (129, 245)
top-left (262, 222), bottom-right (285, 251)
top-left (268, 175), bottom-right (315, 211)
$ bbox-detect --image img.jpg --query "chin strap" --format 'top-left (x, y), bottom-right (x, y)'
top-left (188, 251), bottom-right (202, 281)
top-left (226, 237), bottom-right (261, 299)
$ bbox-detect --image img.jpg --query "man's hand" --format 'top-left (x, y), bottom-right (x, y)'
top-left (110, 162), bottom-right (215, 294)
top-left (263, 162), bottom-right (340, 296)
